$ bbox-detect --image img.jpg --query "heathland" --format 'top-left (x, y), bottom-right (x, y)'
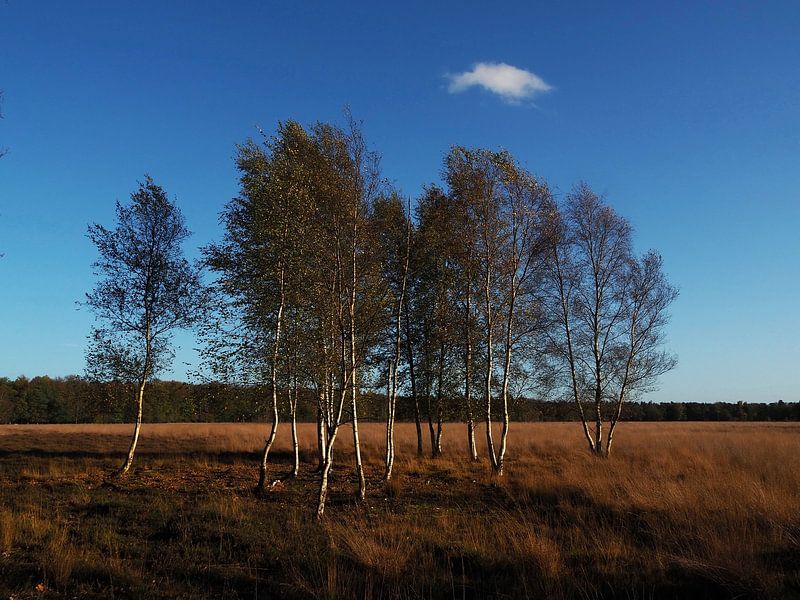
top-left (0, 422), bottom-right (798, 599)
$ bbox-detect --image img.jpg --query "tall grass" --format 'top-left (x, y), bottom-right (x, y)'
top-left (0, 422), bottom-right (798, 598)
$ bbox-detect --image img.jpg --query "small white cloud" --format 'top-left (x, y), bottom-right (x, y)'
top-left (447, 62), bottom-right (553, 103)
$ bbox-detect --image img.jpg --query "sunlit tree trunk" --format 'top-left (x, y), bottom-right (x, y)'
top-left (317, 327), bottom-right (350, 518)
top-left (497, 208), bottom-right (523, 476)
top-left (289, 370), bottom-right (299, 478)
top-left (118, 326), bottom-right (151, 476)
top-left (465, 268), bottom-right (478, 461)
top-left (552, 245), bottom-right (595, 453)
top-left (422, 322), bottom-right (437, 457)
top-left (384, 364), bottom-right (395, 479)
top-left (497, 284), bottom-right (515, 476)
top-left (593, 318), bottom-right (604, 455)
top-left (317, 413), bottom-right (342, 519)
top-left (404, 310), bottom-right (423, 456)
top-left (385, 215), bottom-right (410, 480)
top-left (433, 341), bottom-right (445, 457)
top-left (349, 217), bottom-right (366, 502)
top-left (426, 395), bottom-right (436, 456)
top-left (258, 265), bottom-right (285, 491)
top-left (119, 377), bottom-right (146, 476)
top-left (484, 253), bottom-right (498, 470)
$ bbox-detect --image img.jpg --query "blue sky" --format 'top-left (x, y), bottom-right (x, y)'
top-left (0, 1), bottom-right (798, 403)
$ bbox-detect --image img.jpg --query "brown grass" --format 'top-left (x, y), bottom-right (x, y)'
top-left (0, 422), bottom-right (798, 598)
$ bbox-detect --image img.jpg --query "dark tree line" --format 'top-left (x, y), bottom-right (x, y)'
top-left (1, 376), bottom-right (797, 425)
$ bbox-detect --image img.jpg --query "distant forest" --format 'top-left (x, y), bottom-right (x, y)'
top-left (1, 376), bottom-right (797, 425)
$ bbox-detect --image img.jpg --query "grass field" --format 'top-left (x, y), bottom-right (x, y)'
top-left (0, 422), bottom-right (798, 599)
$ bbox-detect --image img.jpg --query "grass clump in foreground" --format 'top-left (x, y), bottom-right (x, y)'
top-left (0, 422), bottom-right (798, 599)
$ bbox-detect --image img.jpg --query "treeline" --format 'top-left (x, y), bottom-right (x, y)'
top-left (0, 376), bottom-right (267, 424)
top-left (2, 376), bottom-right (798, 424)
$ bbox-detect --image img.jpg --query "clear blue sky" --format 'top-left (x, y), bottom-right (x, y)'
top-left (1, 1), bottom-right (798, 403)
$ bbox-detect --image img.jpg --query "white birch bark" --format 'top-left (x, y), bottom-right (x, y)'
top-left (290, 372), bottom-right (299, 477)
top-left (552, 244), bottom-right (596, 452)
top-left (118, 378), bottom-right (146, 475)
top-left (349, 215), bottom-right (366, 501)
top-left (385, 213), bottom-right (410, 479)
top-left (464, 257), bottom-right (478, 462)
top-left (484, 244), bottom-right (498, 470)
top-left (257, 265), bottom-right (285, 491)
top-left (404, 311), bottom-right (424, 456)
top-left (117, 323), bottom-right (151, 476)
top-left (384, 363), bottom-right (395, 479)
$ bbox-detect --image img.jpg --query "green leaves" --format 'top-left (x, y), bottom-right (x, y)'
top-left (85, 177), bottom-right (203, 383)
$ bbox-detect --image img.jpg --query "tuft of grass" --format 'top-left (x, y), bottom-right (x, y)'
top-left (44, 525), bottom-right (78, 588)
top-left (0, 510), bottom-right (13, 555)
top-left (383, 476), bottom-right (402, 499)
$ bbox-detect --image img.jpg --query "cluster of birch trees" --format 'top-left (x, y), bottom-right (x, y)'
top-left (198, 118), bottom-right (677, 517)
top-left (85, 116), bottom-right (676, 518)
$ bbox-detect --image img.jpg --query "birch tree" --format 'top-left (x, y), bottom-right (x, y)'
top-left (85, 176), bottom-right (202, 476)
top-left (494, 162), bottom-right (551, 475)
top-left (203, 122), bottom-right (316, 490)
top-left (605, 251), bottom-right (677, 455)
top-left (312, 116), bottom-right (385, 515)
top-left (403, 231), bottom-right (426, 456)
top-left (445, 147), bottom-right (550, 473)
top-left (451, 191), bottom-right (480, 461)
top-left (445, 148), bottom-right (503, 469)
top-left (413, 186), bottom-right (459, 458)
top-left (372, 194), bottom-right (411, 480)
top-left (545, 184), bottom-right (676, 455)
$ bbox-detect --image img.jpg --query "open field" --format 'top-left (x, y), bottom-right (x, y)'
top-left (0, 422), bottom-right (798, 599)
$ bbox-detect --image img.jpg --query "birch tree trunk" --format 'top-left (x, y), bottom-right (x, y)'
top-left (593, 376), bottom-right (603, 455)
top-left (426, 407), bottom-right (436, 455)
top-left (317, 424), bottom-right (339, 519)
top-left (350, 362), bottom-right (365, 500)
top-left (592, 280), bottom-right (604, 455)
top-left (349, 219), bottom-right (366, 501)
top-left (553, 246), bottom-right (596, 453)
top-left (606, 409), bottom-right (620, 456)
top-left (290, 374), bottom-right (299, 478)
top-left (497, 293), bottom-right (515, 476)
top-left (426, 387), bottom-right (437, 458)
top-left (435, 406), bottom-right (444, 457)
top-left (257, 266), bottom-right (285, 491)
top-left (484, 259), bottom-right (498, 470)
top-left (385, 211), bottom-right (410, 479)
top-left (606, 323), bottom-right (635, 456)
top-left (316, 395), bottom-right (327, 472)
top-left (316, 331), bottom-right (345, 518)
top-left (465, 276), bottom-right (478, 461)
top-left (118, 377), bottom-right (146, 476)
top-left (404, 310), bottom-right (423, 457)
top-left (384, 364), bottom-right (395, 479)
top-left (117, 326), bottom-right (151, 477)
top-left (497, 208), bottom-right (523, 476)
top-left (257, 389), bottom-right (280, 490)
top-left (433, 341), bottom-right (445, 457)
top-left (466, 407), bottom-right (477, 461)
top-left (317, 374), bottom-right (350, 518)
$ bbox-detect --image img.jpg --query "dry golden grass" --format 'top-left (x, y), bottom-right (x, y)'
top-left (0, 421), bottom-right (798, 598)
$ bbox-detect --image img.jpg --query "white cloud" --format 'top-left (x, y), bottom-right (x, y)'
top-left (447, 62), bottom-right (553, 103)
